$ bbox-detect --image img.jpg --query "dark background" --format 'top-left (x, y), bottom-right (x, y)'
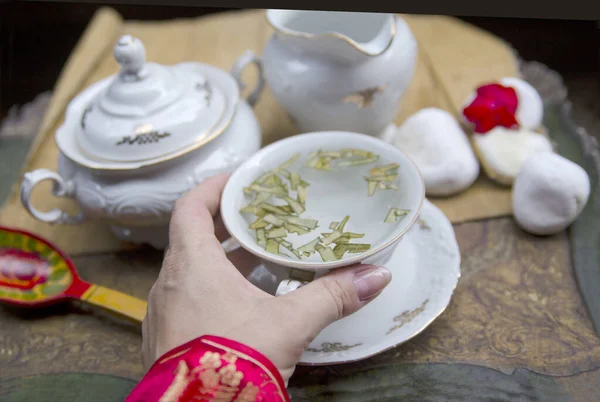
top-left (0, 0), bottom-right (598, 120)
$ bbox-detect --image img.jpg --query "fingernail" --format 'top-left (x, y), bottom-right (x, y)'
top-left (354, 266), bottom-right (392, 301)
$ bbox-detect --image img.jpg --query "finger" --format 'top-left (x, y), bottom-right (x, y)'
top-left (281, 264), bottom-right (391, 338)
top-left (214, 212), bottom-right (257, 277)
top-left (169, 174), bottom-right (230, 259)
top-left (162, 174), bottom-right (244, 286)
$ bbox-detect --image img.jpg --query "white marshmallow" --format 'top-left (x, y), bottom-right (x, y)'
top-left (499, 77), bottom-right (544, 131)
top-left (473, 127), bottom-right (553, 185)
top-left (394, 108), bottom-right (479, 196)
top-left (513, 152), bottom-right (590, 235)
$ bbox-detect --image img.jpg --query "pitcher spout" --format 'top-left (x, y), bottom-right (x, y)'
top-left (266, 9), bottom-right (396, 63)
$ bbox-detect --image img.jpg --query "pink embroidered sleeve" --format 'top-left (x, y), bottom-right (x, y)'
top-left (126, 335), bottom-right (290, 402)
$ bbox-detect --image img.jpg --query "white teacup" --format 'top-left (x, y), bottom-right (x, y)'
top-left (220, 131), bottom-right (425, 295)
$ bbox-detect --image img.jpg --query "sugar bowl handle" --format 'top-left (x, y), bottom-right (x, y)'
top-left (20, 169), bottom-right (85, 225)
top-left (231, 50), bottom-right (265, 107)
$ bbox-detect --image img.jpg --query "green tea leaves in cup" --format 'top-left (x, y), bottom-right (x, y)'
top-left (238, 149), bottom-right (411, 262)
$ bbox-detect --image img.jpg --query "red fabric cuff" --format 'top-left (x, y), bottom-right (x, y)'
top-left (126, 335), bottom-right (290, 402)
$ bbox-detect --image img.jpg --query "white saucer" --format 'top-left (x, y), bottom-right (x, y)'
top-left (246, 199), bottom-right (461, 365)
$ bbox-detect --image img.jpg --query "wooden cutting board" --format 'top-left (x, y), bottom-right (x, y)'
top-left (0, 8), bottom-right (519, 255)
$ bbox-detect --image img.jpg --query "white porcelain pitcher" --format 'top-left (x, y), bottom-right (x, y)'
top-left (262, 10), bottom-right (417, 137)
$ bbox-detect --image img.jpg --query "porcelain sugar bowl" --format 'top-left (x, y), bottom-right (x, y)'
top-left (20, 35), bottom-right (265, 249)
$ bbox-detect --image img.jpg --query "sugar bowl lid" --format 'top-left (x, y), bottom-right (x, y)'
top-left (67, 35), bottom-right (239, 165)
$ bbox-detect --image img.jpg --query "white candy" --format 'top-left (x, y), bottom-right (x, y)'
top-left (499, 77), bottom-right (544, 131)
top-left (512, 152), bottom-right (590, 236)
top-left (473, 127), bottom-right (553, 185)
top-left (394, 108), bottom-right (479, 196)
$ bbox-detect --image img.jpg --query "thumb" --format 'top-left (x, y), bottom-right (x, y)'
top-left (281, 264), bottom-right (392, 338)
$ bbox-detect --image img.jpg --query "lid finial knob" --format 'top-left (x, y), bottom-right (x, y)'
top-left (114, 35), bottom-right (147, 81)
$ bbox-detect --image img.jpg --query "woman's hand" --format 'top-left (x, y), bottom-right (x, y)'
top-left (142, 174), bottom-right (392, 383)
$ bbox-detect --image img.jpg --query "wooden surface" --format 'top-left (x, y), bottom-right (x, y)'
top-left (0, 8), bottom-right (522, 255)
top-left (1, 217), bottom-right (599, 400)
